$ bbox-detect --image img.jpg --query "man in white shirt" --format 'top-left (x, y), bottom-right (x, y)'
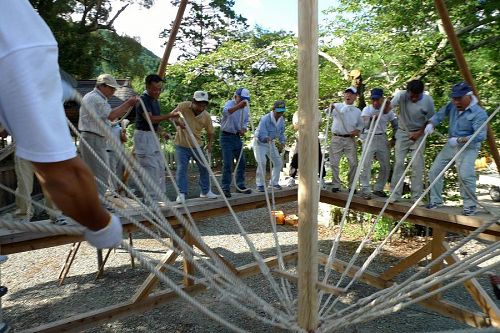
top-left (0, 0), bottom-right (124, 249)
top-left (329, 87), bottom-right (363, 193)
top-left (359, 88), bottom-right (398, 199)
top-left (389, 79), bottom-right (435, 202)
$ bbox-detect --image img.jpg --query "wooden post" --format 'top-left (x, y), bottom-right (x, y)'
top-left (297, 0), bottom-right (319, 331)
top-left (434, 0), bottom-right (500, 172)
top-left (157, 0), bottom-right (188, 77)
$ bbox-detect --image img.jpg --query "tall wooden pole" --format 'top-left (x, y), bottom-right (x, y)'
top-left (297, 0), bottom-right (319, 330)
top-left (434, 0), bottom-right (500, 171)
top-left (157, 0), bottom-right (188, 77)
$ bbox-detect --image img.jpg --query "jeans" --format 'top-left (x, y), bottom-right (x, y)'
top-left (360, 134), bottom-right (390, 193)
top-left (220, 132), bottom-right (246, 191)
top-left (253, 139), bottom-right (282, 187)
top-left (175, 145), bottom-right (210, 195)
top-left (429, 142), bottom-right (479, 208)
top-left (390, 129), bottom-right (425, 200)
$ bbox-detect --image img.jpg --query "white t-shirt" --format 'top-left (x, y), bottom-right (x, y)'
top-left (0, 0), bottom-right (76, 162)
top-left (330, 103), bottom-right (362, 135)
top-left (361, 105), bottom-right (397, 134)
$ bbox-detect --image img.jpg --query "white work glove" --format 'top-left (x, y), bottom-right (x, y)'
top-left (424, 123), bottom-right (434, 135)
top-left (84, 214), bottom-right (123, 249)
top-left (61, 79), bottom-right (80, 102)
top-left (448, 137), bottom-right (459, 147)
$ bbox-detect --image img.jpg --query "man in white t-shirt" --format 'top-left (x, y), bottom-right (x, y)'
top-left (329, 86), bottom-right (363, 193)
top-left (0, 0), bottom-right (123, 249)
top-left (388, 79), bottom-right (435, 202)
top-left (359, 88), bottom-right (398, 199)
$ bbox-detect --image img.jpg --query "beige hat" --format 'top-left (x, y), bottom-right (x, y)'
top-left (193, 90), bottom-right (209, 102)
top-left (96, 74), bottom-right (121, 89)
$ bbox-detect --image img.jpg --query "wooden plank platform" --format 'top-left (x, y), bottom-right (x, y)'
top-left (1, 187), bottom-right (498, 254)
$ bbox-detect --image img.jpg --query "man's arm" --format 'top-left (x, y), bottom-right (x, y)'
top-left (108, 97), bottom-right (138, 121)
top-left (225, 100), bottom-right (247, 114)
top-left (32, 157), bottom-right (109, 231)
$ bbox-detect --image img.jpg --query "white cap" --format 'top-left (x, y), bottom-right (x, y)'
top-left (96, 74), bottom-right (121, 89)
top-left (345, 86), bottom-right (358, 94)
top-left (193, 90), bottom-right (209, 102)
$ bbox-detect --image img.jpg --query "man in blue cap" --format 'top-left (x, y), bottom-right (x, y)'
top-left (220, 88), bottom-right (252, 197)
top-left (424, 82), bottom-right (488, 216)
top-left (253, 100), bottom-right (287, 192)
top-left (359, 88), bottom-right (398, 199)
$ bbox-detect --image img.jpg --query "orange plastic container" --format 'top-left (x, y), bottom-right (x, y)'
top-left (271, 210), bottom-right (285, 225)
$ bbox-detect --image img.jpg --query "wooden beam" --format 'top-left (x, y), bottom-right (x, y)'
top-left (430, 227), bottom-right (446, 297)
top-left (380, 242), bottom-right (432, 281)
top-left (318, 254), bottom-right (389, 289)
top-left (434, 0), bottom-right (500, 172)
top-left (24, 250), bottom-right (298, 333)
top-left (297, 0), bottom-right (320, 330)
top-left (157, 0), bottom-right (188, 77)
top-left (443, 244), bottom-right (500, 327)
top-left (131, 249), bottom-right (179, 302)
top-left (419, 298), bottom-right (490, 328)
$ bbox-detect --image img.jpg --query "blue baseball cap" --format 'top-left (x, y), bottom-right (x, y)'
top-left (273, 100), bottom-right (286, 112)
top-left (235, 88), bottom-right (250, 101)
top-left (370, 88), bottom-right (384, 99)
top-left (450, 82), bottom-right (472, 98)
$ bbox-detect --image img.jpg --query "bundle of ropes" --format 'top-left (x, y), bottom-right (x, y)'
top-left (0, 90), bottom-right (498, 332)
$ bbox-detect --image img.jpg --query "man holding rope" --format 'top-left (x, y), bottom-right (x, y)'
top-left (359, 88), bottom-right (398, 199)
top-left (0, 0), bottom-right (124, 249)
top-left (220, 88), bottom-right (253, 198)
top-left (389, 79), bottom-right (435, 203)
top-left (134, 74), bottom-right (180, 202)
top-left (329, 86), bottom-right (363, 193)
top-left (253, 100), bottom-right (287, 192)
top-left (425, 82), bottom-right (487, 216)
top-left (173, 91), bottom-right (217, 204)
top-left (78, 74), bottom-right (138, 197)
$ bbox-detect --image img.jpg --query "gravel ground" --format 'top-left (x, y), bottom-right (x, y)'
top-left (2, 170), bottom-right (499, 332)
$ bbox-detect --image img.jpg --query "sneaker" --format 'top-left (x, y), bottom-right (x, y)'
top-left (360, 192), bottom-right (372, 200)
top-left (373, 190), bottom-right (388, 198)
top-left (425, 203), bottom-right (442, 209)
top-left (348, 188), bottom-right (358, 194)
top-left (257, 186), bottom-right (265, 192)
top-left (331, 188), bottom-right (340, 193)
top-left (176, 193), bottom-right (185, 204)
top-left (200, 191), bottom-right (218, 199)
top-left (463, 206), bottom-right (477, 216)
top-left (269, 184), bottom-right (282, 190)
top-left (236, 187), bottom-right (252, 194)
top-left (222, 190), bottom-right (232, 198)
top-left (286, 178), bottom-right (296, 186)
top-left (51, 217), bottom-right (69, 226)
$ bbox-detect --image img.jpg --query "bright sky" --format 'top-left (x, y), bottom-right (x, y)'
top-left (111, 0), bottom-right (332, 59)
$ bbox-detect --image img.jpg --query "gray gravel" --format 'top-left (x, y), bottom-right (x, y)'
top-left (2, 171), bottom-right (499, 332)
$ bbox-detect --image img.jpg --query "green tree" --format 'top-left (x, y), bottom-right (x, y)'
top-left (162, 0), bottom-right (248, 60)
top-left (30, 0), bottom-right (157, 78)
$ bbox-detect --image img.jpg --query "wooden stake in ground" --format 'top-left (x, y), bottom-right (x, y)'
top-left (434, 0), bottom-right (500, 172)
top-left (297, 0), bottom-right (319, 330)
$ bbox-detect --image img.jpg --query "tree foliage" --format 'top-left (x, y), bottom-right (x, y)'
top-left (30, 0), bottom-right (158, 78)
top-left (162, 0), bottom-right (248, 60)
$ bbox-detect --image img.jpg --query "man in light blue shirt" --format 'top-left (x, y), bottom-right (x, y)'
top-left (253, 100), bottom-right (286, 192)
top-left (425, 82), bottom-right (487, 216)
top-left (220, 88), bottom-right (252, 197)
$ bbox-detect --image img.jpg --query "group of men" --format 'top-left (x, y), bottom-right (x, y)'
top-left (328, 80), bottom-right (487, 216)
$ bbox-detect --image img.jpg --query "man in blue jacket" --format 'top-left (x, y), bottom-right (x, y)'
top-left (253, 100), bottom-right (286, 192)
top-left (424, 82), bottom-right (488, 216)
